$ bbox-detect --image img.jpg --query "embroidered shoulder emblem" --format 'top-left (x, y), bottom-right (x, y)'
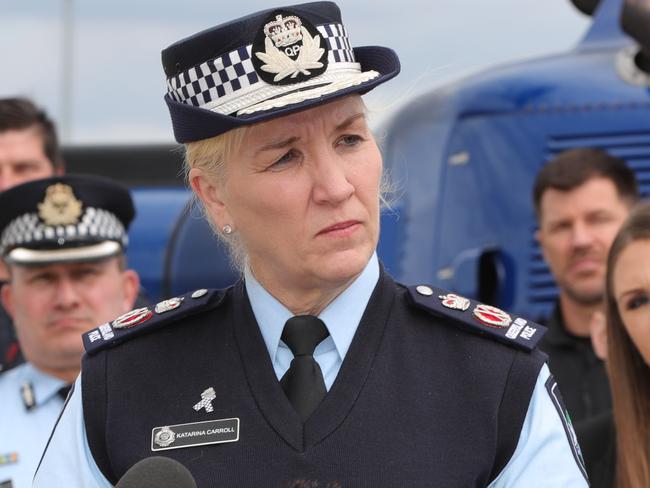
top-left (83, 289), bottom-right (224, 355)
top-left (407, 285), bottom-right (546, 352)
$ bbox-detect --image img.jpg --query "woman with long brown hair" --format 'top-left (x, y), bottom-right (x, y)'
top-left (581, 202), bottom-right (650, 487)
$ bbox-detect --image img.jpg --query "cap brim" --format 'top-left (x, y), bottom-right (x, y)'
top-left (165, 46), bottom-right (400, 143)
top-left (6, 241), bottom-right (122, 266)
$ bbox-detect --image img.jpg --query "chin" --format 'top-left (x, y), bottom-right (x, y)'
top-left (314, 248), bottom-right (372, 284)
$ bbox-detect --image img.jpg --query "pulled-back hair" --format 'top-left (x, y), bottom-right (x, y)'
top-left (533, 148), bottom-right (638, 218)
top-left (0, 97), bottom-right (64, 171)
top-left (604, 202), bottom-right (650, 488)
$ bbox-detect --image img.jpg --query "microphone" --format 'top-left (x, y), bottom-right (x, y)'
top-left (115, 456), bottom-right (197, 488)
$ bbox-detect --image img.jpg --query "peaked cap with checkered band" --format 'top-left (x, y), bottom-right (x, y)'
top-left (0, 175), bottom-right (135, 265)
top-left (162, 1), bottom-right (400, 142)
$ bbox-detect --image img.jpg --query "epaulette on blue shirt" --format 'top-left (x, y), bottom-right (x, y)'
top-left (83, 288), bottom-right (225, 355)
top-left (407, 285), bottom-right (546, 352)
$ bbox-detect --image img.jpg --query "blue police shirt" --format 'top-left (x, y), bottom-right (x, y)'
top-left (34, 253), bottom-right (588, 487)
top-left (0, 362), bottom-right (66, 488)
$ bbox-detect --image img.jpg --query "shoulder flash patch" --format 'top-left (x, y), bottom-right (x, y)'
top-left (407, 285), bottom-right (547, 352)
top-left (83, 289), bottom-right (225, 355)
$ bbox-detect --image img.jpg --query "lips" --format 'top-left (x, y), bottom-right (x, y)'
top-left (48, 317), bottom-right (90, 329)
top-left (317, 220), bottom-right (360, 236)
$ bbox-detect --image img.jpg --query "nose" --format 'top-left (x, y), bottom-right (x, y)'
top-left (571, 220), bottom-right (594, 249)
top-left (54, 277), bottom-right (81, 310)
top-left (310, 151), bottom-right (354, 205)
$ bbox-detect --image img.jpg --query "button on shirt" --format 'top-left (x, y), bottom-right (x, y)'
top-left (0, 362), bottom-right (66, 488)
top-left (34, 254), bottom-right (588, 487)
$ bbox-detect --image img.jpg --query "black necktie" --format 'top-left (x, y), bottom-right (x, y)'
top-left (280, 315), bottom-right (329, 422)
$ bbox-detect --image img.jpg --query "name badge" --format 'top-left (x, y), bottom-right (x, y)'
top-left (151, 418), bottom-right (239, 452)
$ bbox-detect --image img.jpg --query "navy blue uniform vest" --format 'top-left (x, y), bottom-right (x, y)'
top-left (82, 272), bottom-right (545, 487)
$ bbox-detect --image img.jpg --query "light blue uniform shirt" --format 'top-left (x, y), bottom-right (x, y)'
top-left (0, 362), bottom-right (66, 488)
top-left (34, 254), bottom-right (588, 487)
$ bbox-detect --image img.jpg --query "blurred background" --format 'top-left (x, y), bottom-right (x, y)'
top-left (1, 0), bottom-right (589, 144)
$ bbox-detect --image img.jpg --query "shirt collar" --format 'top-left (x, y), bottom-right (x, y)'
top-left (16, 362), bottom-right (67, 407)
top-left (245, 253), bottom-right (380, 363)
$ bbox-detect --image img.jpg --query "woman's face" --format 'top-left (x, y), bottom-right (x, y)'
top-left (613, 238), bottom-right (650, 365)
top-left (206, 95), bottom-right (382, 293)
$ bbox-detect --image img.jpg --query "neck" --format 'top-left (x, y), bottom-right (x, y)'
top-left (559, 294), bottom-right (602, 337)
top-left (33, 362), bottom-right (80, 384)
top-left (251, 270), bottom-right (359, 316)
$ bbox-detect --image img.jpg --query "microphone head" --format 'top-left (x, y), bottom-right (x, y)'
top-left (115, 456), bottom-right (197, 488)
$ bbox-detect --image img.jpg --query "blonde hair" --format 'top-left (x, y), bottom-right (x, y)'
top-left (605, 202), bottom-right (650, 488)
top-left (184, 126), bottom-right (250, 272)
top-left (184, 105), bottom-right (397, 273)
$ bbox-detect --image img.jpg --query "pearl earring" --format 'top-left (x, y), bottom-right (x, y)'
top-left (222, 224), bottom-right (233, 235)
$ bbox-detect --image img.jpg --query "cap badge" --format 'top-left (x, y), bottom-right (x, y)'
top-left (193, 387), bottom-right (216, 413)
top-left (37, 183), bottom-right (83, 226)
top-left (473, 304), bottom-right (512, 328)
top-left (439, 293), bottom-right (470, 311)
top-left (253, 10), bottom-right (328, 85)
top-left (154, 297), bottom-right (184, 314)
top-left (112, 307), bottom-right (153, 329)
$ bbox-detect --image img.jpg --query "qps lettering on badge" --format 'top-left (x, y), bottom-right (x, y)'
top-left (151, 418), bottom-right (239, 452)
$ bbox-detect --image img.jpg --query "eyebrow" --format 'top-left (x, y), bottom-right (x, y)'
top-left (617, 288), bottom-right (641, 303)
top-left (254, 112), bottom-right (366, 156)
top-left (256, 136), bottom-right (300, 155)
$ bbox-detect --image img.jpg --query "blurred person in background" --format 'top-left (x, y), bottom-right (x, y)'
top-left (35, 2), bottom-right (587, 486)
top-left (0, 175), bottom-right (139, 488)
top-left (0, 97), bottom-right (64, 373)
top-left (533, 148), bottom-right (638, 423)
top-left (577, 202), bottom-right (650, 488)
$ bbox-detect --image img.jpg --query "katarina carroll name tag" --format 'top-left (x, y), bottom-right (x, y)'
top-left (151, 418), bottom-right (239, 452)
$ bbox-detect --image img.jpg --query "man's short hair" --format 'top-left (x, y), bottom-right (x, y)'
top-left (0, 97), bottom-right (64, 171)
top-left (532, 147), bottom-right (639, 218)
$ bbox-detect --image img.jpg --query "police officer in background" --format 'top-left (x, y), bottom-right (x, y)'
top-left (0, 97), bottom-right (65, 373)
top-left (0, 175), bottom-right (139, 488)
top-left (35, 2), bottom-right (588, 486)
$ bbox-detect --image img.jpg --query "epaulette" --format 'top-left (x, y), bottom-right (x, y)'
top-left (83, 288), bottom-right (225, 355)
top-left (407, 285), bottom-right (547, 352)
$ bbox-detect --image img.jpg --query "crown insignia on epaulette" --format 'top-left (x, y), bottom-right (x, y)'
top-left (37, 184), bottom-right (83, 226)
top-left (264, 14), bottom-right (303, 48)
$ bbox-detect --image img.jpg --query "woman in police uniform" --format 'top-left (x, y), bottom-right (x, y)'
top-left (34, 2), bottom-right (587, 487)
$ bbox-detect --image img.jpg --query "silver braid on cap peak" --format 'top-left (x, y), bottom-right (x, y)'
top-left (0, 207), bottom-right (128, 255)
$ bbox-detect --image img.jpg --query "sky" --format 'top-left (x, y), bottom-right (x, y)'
top-left (0, 0), bottom-right (591, 144)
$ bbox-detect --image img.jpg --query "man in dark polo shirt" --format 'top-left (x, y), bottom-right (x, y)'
top-left (533, 148), bottom-right (638, 423)
top-left (0, 98), bottom-right (65, 373)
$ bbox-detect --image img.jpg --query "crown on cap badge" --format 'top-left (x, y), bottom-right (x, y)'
top-left (255, 12), bottom-right (326, 84)
top-left (37, 184), bottom-right (83, 226)
top-left (264, 14), bottom-right (303, 48)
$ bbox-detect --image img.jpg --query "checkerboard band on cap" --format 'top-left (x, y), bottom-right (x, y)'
top-left (165, 23), bottom-right (360, 116)
top-left (0, 207), bottom-right (128, 256)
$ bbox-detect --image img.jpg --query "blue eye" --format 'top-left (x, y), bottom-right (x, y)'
top-left (268, 150), bottom-right (298, 170)
top-left (338, 134), bottom-right (363, 147)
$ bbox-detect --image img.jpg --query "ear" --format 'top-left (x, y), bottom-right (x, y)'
top-left (120, 269), bottom-right (140, 311)
top-left (188, 167), bottom-right (233, 230)
top-left (589, 310), bottom-right (608, 361)
top-left (1, 283), bottom-right (15, 319)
